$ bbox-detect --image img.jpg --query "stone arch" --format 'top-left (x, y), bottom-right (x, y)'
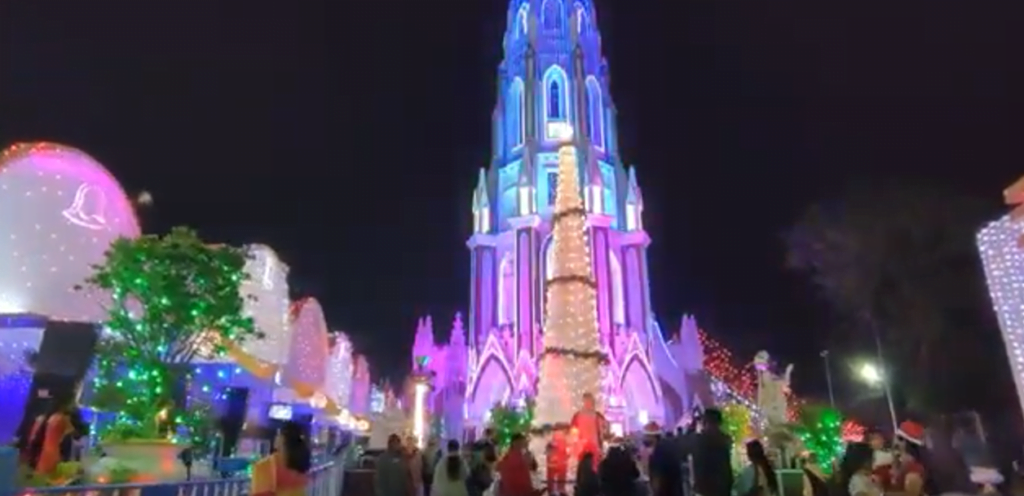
top-left (468, 355), bottom-right (513, 421)
top-left (621, 355), bottom-right (659, 431)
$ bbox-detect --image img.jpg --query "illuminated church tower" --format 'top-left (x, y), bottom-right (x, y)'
top-left (414, 0), bottom-right (706, 436)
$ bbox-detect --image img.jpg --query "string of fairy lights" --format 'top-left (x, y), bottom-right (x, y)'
top-left (533, 125), bottom-right (605, 436)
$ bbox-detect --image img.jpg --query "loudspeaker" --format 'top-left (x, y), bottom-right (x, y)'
top-left (217, 387), bottom-right (249, 457)
top-left (32, 321), bottom-right (99, 377)
top-left (15, 321), bottom-right (98, 445)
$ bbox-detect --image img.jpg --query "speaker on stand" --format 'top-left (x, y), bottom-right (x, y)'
top-left (14, 322), bottom-right (98, 451)
top-left (212, 387), bottom-right (250, 478)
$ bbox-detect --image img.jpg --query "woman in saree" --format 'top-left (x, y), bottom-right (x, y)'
top-left (22, 394), bottom-right (85, 476)
top-left (252, 421), bottom-right (313, 496)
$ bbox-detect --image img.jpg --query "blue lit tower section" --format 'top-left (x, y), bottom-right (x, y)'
top-left (465, 0), bottom-right (664, 430)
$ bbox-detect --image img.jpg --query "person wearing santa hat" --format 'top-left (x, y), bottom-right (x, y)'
top-left (892, 420), bottom-right (929, 496)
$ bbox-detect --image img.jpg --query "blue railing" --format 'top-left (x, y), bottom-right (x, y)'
top-left (0, 448), bottom-right (343, 496)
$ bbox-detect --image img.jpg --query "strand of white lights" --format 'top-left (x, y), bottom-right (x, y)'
top-left (533, 123), bottom-right (604, 432)
top-left (977, 215), bottom-right (1024, 418)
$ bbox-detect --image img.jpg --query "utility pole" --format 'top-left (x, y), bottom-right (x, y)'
top-left (821, 350), bottom-right (836, 409)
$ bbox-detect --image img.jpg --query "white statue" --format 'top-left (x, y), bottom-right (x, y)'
top-left (753, 350), bottom-right (793, 425)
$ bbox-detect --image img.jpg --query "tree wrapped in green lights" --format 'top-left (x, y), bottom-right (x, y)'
top-left (490, 400), bottom-right (534, 448)
top-left (84, 227), bottom-right (260, 442)
top-left (791, 405), bottom-right (843, 474)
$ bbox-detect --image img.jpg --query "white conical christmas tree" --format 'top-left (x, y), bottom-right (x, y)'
top-left (532, 125), bottom-right (605, 442)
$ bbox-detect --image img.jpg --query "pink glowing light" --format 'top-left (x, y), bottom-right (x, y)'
top-left (62, 183), bottom-right (109, 230)
top-left (0, 142), bottom-right (141, 321)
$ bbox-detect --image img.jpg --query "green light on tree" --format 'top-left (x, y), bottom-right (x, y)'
top-left (82, 227), bottom-right (261, 444)
top-left (792, 405), bottom-right (843, 474)
top-left (490, 400), bottom-right (534, 448)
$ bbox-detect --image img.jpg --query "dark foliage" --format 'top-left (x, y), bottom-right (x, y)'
top-left (784, 180), bottom-right (1012, 413)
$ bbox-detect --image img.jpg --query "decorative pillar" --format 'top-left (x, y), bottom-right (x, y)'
top-left (620, 231), bottom-right (653, 342)
top-left (587, 214), bottom-right (613, 345)
top-left (509, 215), bottom-right (542, 360)
top-left (468, 235), bottom-right (498, 350)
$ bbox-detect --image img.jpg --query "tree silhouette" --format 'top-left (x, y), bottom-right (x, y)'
top-left (784, 181), bottom-right (1007, 412)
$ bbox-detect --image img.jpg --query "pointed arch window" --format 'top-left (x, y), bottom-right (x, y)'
top-left (586, 76), bottom-right (604, 149)
top-left (548, 80), bottom-right (562, 119)
top-left (515, 4), bottom-right (529, 38)
top-left (508, 78), bottom-right (525, 148)
top-left (574, 2), bottom-right (589, 34)
top-left (541, 0), bottom-right (563, 31)
top-left (543, 66), bottom-right (569, 139)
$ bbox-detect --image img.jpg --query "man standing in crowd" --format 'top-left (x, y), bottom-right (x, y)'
top-left (691, 408), bottom-right (733, 496)
top-left (650, 425), bottom-right (683, 496)
top-left (375, 434), bottom-right (414, 496)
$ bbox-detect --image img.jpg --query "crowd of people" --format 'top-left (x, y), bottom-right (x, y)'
top-left (371, 407), bottom-right (740, 496)
top-left (371, 411), bottom-right (1015, 496)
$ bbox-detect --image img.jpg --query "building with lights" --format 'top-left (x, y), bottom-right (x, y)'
top-left (977, 214), bottom-right (1024, 419)
top-left (412, 0), bottom-right (724, 437)
top-left (0, 143), bottom-right (143, 443)
top-left (0, 144), bottom-right (367, 441)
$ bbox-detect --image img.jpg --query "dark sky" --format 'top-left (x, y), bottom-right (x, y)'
top-left (3, 1), bottom-right (1022, 394)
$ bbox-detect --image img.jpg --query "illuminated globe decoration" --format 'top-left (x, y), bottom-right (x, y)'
top-left (350, 354), bottom-right (372, 415)
top-left (274, 297), bottom-right (329, 403)
top-left (238, 244), bottom-right (292, 365)
top-left (324, 332), bottom-right (354, 409)
top-left (977, 215), bottom-right (1024, 417)
top-left (0, 142), bottom-right (141, 321)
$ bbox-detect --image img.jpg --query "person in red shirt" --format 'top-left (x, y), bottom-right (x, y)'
top-left (546, 430), bottom-right (569, 496)
top-left (497, 434), bottom-right (539, 496)
top-left (569, 393), bottom-right (607, 468)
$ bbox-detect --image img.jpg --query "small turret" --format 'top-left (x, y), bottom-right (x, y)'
top-left (625, 166), bottom-right (643, 230)
top-left (450, 312), bottom-right (466, 348)
top-left (447, 313), bottom-right (467, 381)
top-left (412, 315), bottom-right (434, 367)
top-left (677, 315), bottom-right (704, 372)
top-left (473, 168), bottom-right (491, 233)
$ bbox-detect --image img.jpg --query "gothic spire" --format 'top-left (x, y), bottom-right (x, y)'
top-left (625, 166), bottom-right (642, 206)
top-left (476, 168), bottom-right (490, 209)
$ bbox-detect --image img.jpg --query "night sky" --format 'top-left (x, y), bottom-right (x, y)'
top-left (3, 1), bottom-right (1021, 395)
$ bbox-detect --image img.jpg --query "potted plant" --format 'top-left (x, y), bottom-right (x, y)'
top-left (82, 227), bottom-right (261, 481)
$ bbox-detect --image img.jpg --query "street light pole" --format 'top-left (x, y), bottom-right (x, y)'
top-left (872, 326), bottom-right (899, 433)
top-left (821, 350), bottom-right (836, 409)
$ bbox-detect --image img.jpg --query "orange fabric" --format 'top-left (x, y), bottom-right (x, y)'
top-left (19, 416), bottom-right (45, 464)
top-left (497, 449), bottom-right (533, 496)
top-left (252, 455), bottom-right (277, 495)
top-left (32, 414), bottom-right (71, 475)
top-left (251, 453), bottom-right (308, 496)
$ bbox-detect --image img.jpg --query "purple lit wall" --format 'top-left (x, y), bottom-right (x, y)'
top-left (0, 316), bottom-right (45, 444)
top-left (409, 0), bottom-right (710, 435)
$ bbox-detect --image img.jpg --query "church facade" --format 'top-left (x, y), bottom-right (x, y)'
top-left (412, 0), bottom-right (706, 437)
